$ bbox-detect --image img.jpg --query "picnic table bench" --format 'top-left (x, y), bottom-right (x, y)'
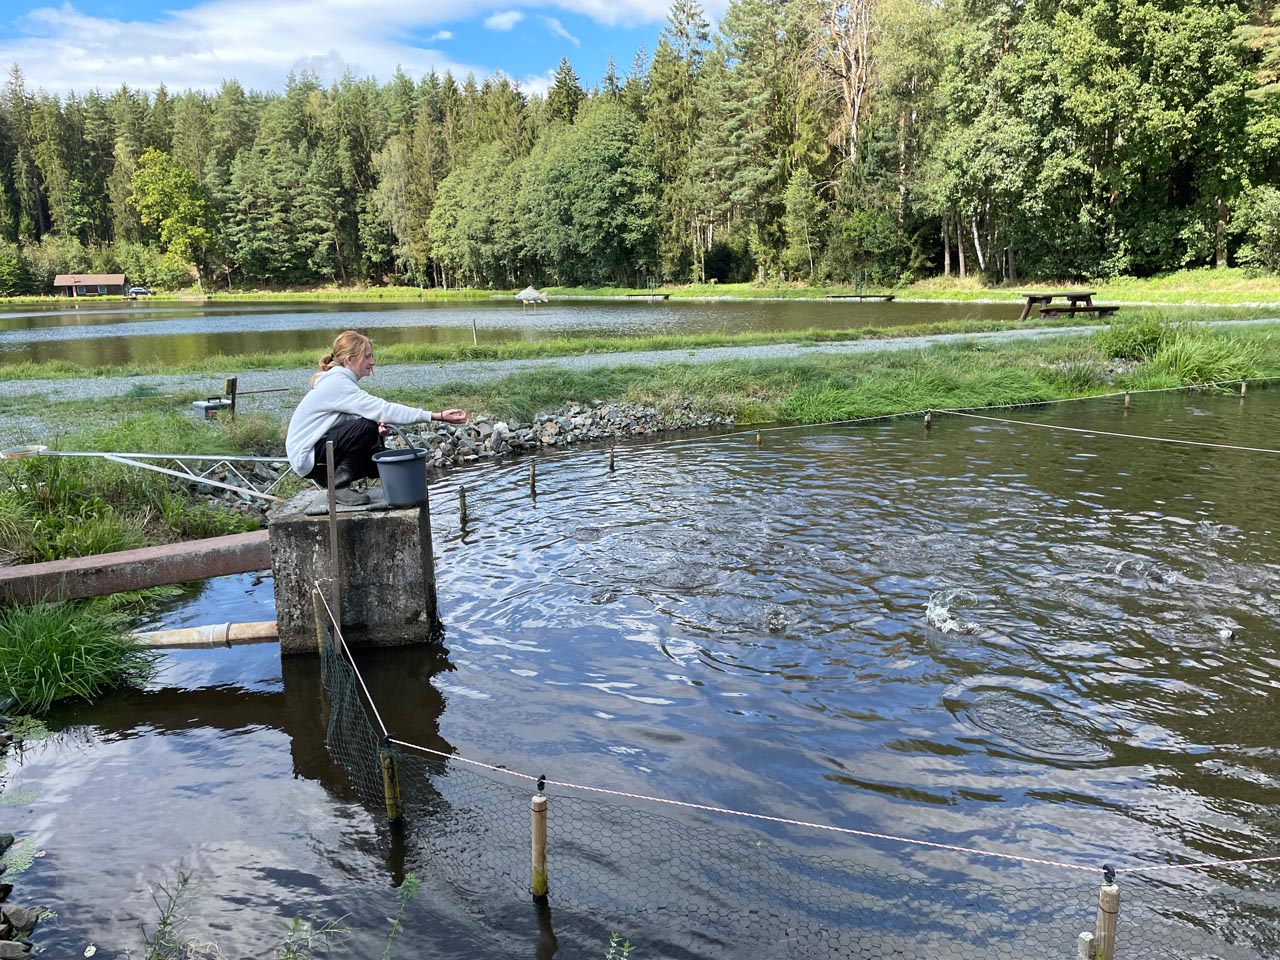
top-left (1017, 290), bottom-right (1118, 322)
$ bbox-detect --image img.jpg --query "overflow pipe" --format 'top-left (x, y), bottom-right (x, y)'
top-left (132, 620), bottom-right (278, 648)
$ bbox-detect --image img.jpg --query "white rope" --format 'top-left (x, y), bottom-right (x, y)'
top-left (944, 410), bottom-right (1280, 455)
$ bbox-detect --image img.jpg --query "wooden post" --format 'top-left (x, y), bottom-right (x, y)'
top-left (471, 317), bottom-right (478, 345)
top-left (755, 432), bottom-right (762, 447)
top-left (924, 410), bottom-right (933, 433)
top-left (459, 485), bottom-right (468, 526)
top-left (1077, 931), bottom-right (1095, 960)
top-left (1093, 879), bottom-right (1120, 960)
top-left (608, 450), bottom-right (615, 472)
top-left (224, 376), bottom-right (238, 420)
top-left (531, 793), bottom-right (549, 900)
top-left (1124, 392), bottom-right (1130, 409)
top-left (417, 498), bottom-right (442, 638)
top-left (324, 441), bottom-right (342, 636)
top-left (529, 462), bottom-right (537, 496)
top-left (1241, 380), bottom-right (1247, 396)
top-left (380, 745), bottom-right (402, 822)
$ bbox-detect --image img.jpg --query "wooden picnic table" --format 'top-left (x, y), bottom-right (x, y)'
top-left (1017, 290), bottom-right (1117, 321)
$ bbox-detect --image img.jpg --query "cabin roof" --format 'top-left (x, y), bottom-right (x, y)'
top-left (53, 273), bottom-right (126, 286)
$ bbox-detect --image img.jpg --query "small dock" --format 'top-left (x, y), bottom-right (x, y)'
top-left (824, 294), bottom-right (895, 302)
top-left (625, 293), bottom-right (670, 301)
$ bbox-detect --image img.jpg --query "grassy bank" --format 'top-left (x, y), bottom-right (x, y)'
top-left (376, 318), bottom-right (1279, 427)
top-left (2, 305), bottom-right (1277, 384)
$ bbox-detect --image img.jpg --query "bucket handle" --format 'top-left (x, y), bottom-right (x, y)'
top-left (382, 422), bottom-right (415, 449)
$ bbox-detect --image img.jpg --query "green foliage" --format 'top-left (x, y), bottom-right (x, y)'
top-left (0, 599), bottom-right (158, 714)
top-left (381, 873), bottom-right (421, 960)
top-left (0, 3), bottom-right (1274, 291)
top-left (605, 932), bottom-right (634, 959)
top-left (0, 410), bottom-right (263, 563)
top-left (1148, 328), bottom-right (1262, 384)
top-left (275, 915), bottom-right (349, 960)
top-left (130, 147), bottom-right (217, 284)
top-left (1096, 316), bottom-right (1173, 360)
top-left (1, 836), bottom-right (38, 878)
top-left (140, 871), bottom-right (196, 960)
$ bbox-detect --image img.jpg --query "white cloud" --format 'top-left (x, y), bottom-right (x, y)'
top-left (483, 10), bottom-right (523, 31)
top-left (0, 0), bottom-right (701, 95)
top-left (541, 17), bottom-right (580, 46)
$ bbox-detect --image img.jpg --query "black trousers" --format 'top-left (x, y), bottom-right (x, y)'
top-left (306, 415), bottom-right (383, 486)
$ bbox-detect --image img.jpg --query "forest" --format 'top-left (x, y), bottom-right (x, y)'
top-left (1, 0), bottom-right (1280, 295)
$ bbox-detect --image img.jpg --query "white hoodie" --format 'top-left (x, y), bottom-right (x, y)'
top-left (285, 367), bottom-right (433, 476)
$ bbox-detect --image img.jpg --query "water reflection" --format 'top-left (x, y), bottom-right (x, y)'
top-left (0, 297), bottom-right (1024, 365)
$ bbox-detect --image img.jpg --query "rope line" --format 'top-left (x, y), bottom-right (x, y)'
top-left (944, 410), bottom-right (1280, 455)
top-left (383, 735), bottom-right (1093, 871)
top-left (314, 568), bottom-right (1279, 876)
top-left (313, 582), bottom-right (390, 739)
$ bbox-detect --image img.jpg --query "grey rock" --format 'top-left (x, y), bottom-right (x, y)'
top-left (1, 905), bottom-right (44, 933)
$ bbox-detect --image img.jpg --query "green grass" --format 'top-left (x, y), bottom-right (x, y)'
top-left (367, 321), bottom-right (1279, 428)
top-left (2, 304), bottom-right (1275, 384)
top-left (0, 410), bottom-right (266, 563)
top-left (0, 599), bottom-right (159, 713)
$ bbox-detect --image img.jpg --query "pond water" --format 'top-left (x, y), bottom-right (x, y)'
top-left (8, 389), bottom-right (1280, 958)
top-left (0, 297), bottom-right (1022, 366)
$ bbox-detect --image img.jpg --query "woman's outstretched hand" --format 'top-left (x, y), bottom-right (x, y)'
top-left (437, 408), bottom-right (468, 424)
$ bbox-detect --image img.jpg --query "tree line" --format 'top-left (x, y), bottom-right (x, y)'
top-left (1, 0), bottom-right (1279, 296)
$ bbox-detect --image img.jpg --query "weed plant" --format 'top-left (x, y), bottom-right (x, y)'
top-left (0, 599), bottom-right (158, 713)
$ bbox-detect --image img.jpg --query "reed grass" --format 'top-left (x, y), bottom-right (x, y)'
top-left (0, 599), bottom-right (158, 713)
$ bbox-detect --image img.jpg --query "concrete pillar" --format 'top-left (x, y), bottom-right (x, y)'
top-left (267, 491), bottom-right (442, 655)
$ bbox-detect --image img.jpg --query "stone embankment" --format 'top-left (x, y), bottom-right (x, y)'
top-left (209, 400), bottom-right (734, 517)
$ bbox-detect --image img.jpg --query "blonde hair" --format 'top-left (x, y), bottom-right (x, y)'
top-left (310, 331), bottom-right (371, 387)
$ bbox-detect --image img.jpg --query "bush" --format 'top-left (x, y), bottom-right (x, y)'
top-left (1148, 329), bottom-right (1262, 384)
top-left (1096, 316), bottom-right (1171, 361)
top-left (0, 600), bottom-right (158, 714)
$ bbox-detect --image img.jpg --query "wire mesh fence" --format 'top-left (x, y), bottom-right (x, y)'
top-left (315, 619), bottom-right (1280, 959)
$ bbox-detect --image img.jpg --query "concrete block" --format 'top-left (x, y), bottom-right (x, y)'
top-left (268, 491), bottom-right (441, 655)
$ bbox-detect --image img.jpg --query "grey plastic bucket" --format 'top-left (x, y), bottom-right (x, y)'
top-left (372, 425), bottom-right (428, 507)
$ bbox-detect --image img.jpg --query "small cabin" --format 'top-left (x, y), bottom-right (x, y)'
top-left (52, 273), bottom-right (127, 298)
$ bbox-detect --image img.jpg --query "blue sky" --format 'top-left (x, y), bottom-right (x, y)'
top-left (0, 0), bottom-right (726, 98)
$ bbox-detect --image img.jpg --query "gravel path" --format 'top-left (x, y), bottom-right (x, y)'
top-left (29, 317), bottom-right (1273, 448)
